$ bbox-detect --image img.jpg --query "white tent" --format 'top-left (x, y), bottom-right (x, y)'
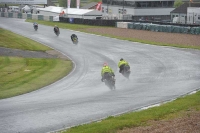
top-left (63, 8), bottom-right (102, 19)
top-left (38, 6), bottom-right (102, 19)
top-left (38, 6), bottom-right (64, 13)
top-left (37, 6), bottom-right (63, 16)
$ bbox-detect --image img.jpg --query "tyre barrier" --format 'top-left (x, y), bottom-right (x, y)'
top-left (59, 17), bottom-right (132, 27)
top-left (116, 22), bottom-right (200, 35)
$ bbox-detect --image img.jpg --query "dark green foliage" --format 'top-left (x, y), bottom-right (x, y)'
top-left (174, 0), bottom-right (184, 8)
top-left (59, 0), bottom-right (67, 7)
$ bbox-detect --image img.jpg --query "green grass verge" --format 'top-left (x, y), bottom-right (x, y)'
top-left (0, 28), bottom-right (51, 51)
top-left (26, 19), bottom-right (103, 31)
top-left (0, 56), bottom-right (72, 99)
top-left (0, 28), bottom-right (73, 99)
top-left (26, 20), bottom-right (200, 50)
top-left (61, 91), bottom-right (200, 133)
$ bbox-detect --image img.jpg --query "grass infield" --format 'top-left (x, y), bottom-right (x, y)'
top-left (0, 28), bottom-right (72, 99)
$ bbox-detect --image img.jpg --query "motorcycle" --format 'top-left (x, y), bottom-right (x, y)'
top-left (72, 36), bottom-right (78, 45)
top-left (34, 24), bottom-right (38, 31)
top-left (54, 28), bottom-right (60, 36)
top-left (103, 73), bottom-right (116, 90)
top-left (121, 65), bottom-right (131, 79)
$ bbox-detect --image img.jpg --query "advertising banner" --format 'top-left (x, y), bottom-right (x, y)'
top-left (0, 0), bottom-right (47, 4)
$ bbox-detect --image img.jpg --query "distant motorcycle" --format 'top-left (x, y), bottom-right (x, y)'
top-left (33, 24), bottom-right (38, 31)
top-left (54, 27), bottom-right (60, 36)
top-left (121, 65), bottom-right (131, 79)
top-left (71, 34), bottom-right (78, 45)
top-left (103, 72), bottom-right (116, 90)
top-left (72, 36), bottom-right (78, 45)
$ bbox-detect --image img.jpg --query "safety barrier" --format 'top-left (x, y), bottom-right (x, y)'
top-left (116, 22), bottom-right (200, 35)
top-left (116, 22), bottom-right (131, 29)
top-left (59, 17), bottom-right (131, 27)
top-left (38, 15), bottom-right (44, 20)
top-left (32, 14), bottom-right (38, 20)
top-left (13, 13), bottom-right (18, 18)
top-left (22, 13), bottom-right (27, 19)
top-left (18, 13), bottom-right (22, 18)
top-left (0, 12), bottom-right (54, 21)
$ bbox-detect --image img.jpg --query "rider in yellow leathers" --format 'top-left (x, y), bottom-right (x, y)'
top-left (118, 58), bottom-right (130, 73)
top-left (101, 63), bottom-right (115, 82)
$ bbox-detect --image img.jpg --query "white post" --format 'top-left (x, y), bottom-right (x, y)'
top-left (77, 0), bottom-right (80, 9)
top-left (68, 0), bottom-right (71, 8)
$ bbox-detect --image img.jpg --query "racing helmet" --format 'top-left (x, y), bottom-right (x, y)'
top-left (120, 58), bottom-right (123, 61)
top-left (103, 62), bottom-right (108, 67)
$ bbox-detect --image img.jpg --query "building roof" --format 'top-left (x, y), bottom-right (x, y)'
top-left (80, 2), bottom-right (98, 9)
top-left (171, 2), bottom-right (200, 13)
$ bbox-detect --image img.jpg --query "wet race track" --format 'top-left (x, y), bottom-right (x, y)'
top-left (0, 18), bottom-right (200, 133)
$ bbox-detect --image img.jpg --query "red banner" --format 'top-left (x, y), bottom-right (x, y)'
top-left (96, 2), bottom-right (102, 11)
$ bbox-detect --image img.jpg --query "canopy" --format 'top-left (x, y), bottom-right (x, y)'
top-left (38, 6), bottom-right (101, 15)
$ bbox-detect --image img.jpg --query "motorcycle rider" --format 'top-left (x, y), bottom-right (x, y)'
top-left (101, 63), bottom-right (115, 82)
top-left (71, 34), bottom-right (78, 42)
top-left (54, 25), bottom-right (59, 34)
top-left (118, 58), bottom-right (130, 73)
top-left (33, 22), bottom-right (38, 28)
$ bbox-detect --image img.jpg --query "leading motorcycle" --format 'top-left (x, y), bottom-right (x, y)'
top-left (72, 36), bottom-right (78, 45)
top-left (121, 65), bottom-right (131, 79)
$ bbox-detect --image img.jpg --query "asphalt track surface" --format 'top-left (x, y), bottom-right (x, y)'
top-left (0, 17), bottom-right (200, 133)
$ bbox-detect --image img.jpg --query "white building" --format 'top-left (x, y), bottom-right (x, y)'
top-left (187, 7), bottom-right (200, 24)
top-left (101, 0), bottom-right (190, 20)
top-left (170, 2), bottom-right (200, 24)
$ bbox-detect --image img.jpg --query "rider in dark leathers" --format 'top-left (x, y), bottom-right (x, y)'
top-left (33, 22), bottom-right (38, 29)
top-left (71, 34), bottom-right (78, 42)
top-left (54, 25), bottom-right (59, 34)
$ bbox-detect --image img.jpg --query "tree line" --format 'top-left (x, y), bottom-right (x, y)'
top-left (59, 0), bottom-right (77, 8)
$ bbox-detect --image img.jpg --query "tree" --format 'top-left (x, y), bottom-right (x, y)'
top-left (71, 0), bottom-right (76, 8)
top-left (59, 0), bottom-right (67, 7)
top-left (174, 0), bottom-right (184, 8)
top-left (59, 0), bottom-right (76, 8)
